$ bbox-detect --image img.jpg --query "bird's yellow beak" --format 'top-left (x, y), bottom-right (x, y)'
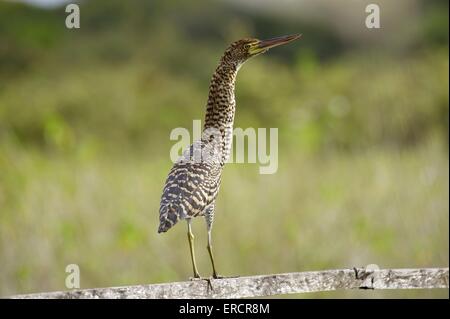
top-left (249, 34), bottom-right (302, 55)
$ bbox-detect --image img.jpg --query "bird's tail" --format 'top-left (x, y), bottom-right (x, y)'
top-left (158, 203), bottom-right (182, 233)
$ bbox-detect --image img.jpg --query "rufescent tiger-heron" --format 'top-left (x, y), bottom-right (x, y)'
top-left (158, 34), bottom-right (301, 280)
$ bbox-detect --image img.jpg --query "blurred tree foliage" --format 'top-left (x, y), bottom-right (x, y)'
top-left (0, 0), bottom-right (448, 155)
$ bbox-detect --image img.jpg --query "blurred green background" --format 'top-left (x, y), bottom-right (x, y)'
top-left (0, 0), bottom-right (448, 298)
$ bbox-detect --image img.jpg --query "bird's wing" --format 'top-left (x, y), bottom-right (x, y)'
top-left (158, 140), bottom-right (221, 232)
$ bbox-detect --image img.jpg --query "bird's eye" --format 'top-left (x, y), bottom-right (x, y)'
top-left (244, 44), bottom-right (251, 50)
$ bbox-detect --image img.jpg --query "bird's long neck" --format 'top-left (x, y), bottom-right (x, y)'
top-left (203, 58), bottom-right (239, 164)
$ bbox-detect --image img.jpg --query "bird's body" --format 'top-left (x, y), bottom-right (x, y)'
top-left (158, 34), bottom-right (301, 279)
top-left (158, 138), bottom-right (222, 231)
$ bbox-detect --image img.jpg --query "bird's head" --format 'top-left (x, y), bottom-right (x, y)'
top-left (224, 34), bottom-right (302, 66)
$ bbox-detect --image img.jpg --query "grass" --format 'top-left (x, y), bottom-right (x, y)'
top-left (0, 137), bottom-right (447, 298)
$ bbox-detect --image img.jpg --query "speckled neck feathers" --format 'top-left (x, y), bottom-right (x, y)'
top-left (204, 56), bottom-right (240, 164)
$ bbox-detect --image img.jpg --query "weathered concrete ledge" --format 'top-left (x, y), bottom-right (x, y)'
top-left (9, 267), bottom-right (449, 299)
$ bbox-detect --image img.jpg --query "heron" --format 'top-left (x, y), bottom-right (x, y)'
top-left (158, 34), bottom-right (301, 279)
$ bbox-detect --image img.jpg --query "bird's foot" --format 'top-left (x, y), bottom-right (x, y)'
top-left (189, 272), bottom-right (202, 281)
top-left (189, 276), bottom-right (215, 292)
top-left (189, 274), bottom-right (240, 292)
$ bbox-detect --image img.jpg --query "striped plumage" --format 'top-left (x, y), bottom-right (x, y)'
top-left (158, 35), bottom-right (301, 279)
top-left (158, 138), bottom-right (222, 232)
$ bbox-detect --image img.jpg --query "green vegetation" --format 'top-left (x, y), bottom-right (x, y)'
top-left (0, 0), bottom-right (448, 297)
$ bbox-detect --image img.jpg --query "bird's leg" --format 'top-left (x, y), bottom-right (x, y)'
top-left (203, 203), bottom-right (238, 280)
top-left (187, 219), bottom-right (200, 278)
top-left (206, 230), bottom-right (240, 279)
top-left (187, 220), bottom-right (213, 291)
top-left (204, 202), bottom-right (221, 279)
top-left (206, 228), bottom-right (220, 279)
